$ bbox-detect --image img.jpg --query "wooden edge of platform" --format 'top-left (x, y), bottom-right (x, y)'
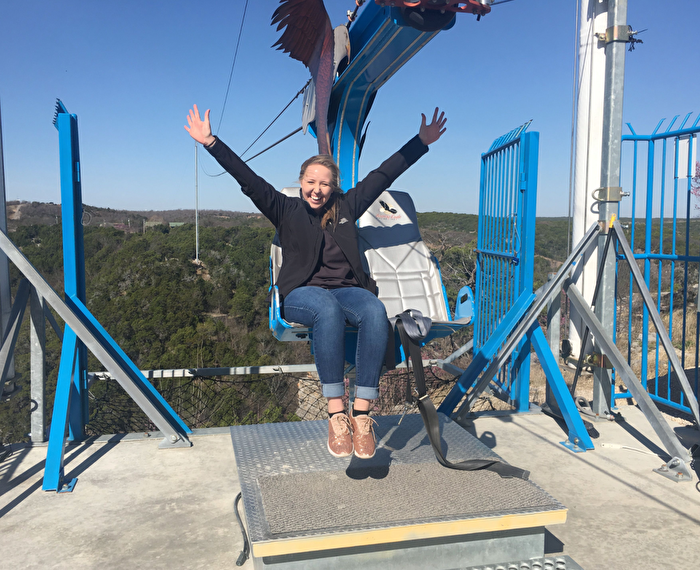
top-left (251, 508), bottom-right (568, 558)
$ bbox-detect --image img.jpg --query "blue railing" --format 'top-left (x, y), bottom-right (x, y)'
top-left (474, 121), bottom-right (538, 411)
top-left (617, 114), bottom-right (700, 414)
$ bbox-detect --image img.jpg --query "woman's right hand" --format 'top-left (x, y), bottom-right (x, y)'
top-left (185, 104), bottom-right (216, 147)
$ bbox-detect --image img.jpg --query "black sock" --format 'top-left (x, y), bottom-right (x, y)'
top-left (352, 407), bottom-right (369, 416)
top-left (329, 411), bottom-right (345, 419)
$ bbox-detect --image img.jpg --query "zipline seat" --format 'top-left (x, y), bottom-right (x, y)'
top-left (269, 189), bottom-right (474, 363)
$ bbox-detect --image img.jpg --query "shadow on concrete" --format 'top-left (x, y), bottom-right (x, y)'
top-left (0, 445), bottom-right (33, 491)
top-left (513, 418), bottom-right (700, 526)
top-left (0, 434), bottom-right (125, 519)
top-left (614, 412), bottom-right (671, 460)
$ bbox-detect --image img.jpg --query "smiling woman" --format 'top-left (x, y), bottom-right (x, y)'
top-left (185, 103), bottom-right (446, 459)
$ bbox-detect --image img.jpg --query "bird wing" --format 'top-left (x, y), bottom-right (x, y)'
top-left (271, 0), bottom-right (332, 69)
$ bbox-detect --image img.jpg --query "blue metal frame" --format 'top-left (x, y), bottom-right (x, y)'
top-left (618, 114), bottom-right (700, 414)
top-left (473, 122), bottom-right (538, 411)
top-left (54, 100), bottom-right (89, 442)
top-left (43, 101), bottom-right (191, 492)
top-left (329, 4), bottom-right (454, 190)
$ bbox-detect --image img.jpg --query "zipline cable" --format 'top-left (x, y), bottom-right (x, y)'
top-left (240, 79), bottom-right (310, 159)
top-left (244, 127), bottom-right (303, 163)
top-left (201, 80), bottom-right (310, 177)
top-left (217, 0), bottom-right (250, 135)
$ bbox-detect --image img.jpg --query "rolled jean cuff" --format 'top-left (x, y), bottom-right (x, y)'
top-left (355, 385), bottom-right (379, 401)
top-left (321, 381), bottom-right (346, 399)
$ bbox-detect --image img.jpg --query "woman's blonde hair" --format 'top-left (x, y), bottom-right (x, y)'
top-left (299, 155), bottom-right (342, 229)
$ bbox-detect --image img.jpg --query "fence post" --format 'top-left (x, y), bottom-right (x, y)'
top-left (30, 287), bottom-right (46, 443)
top-left (545, 273), bottom-right (561, 411)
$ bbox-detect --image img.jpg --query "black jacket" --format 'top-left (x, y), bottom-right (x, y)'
top-left (206, 135), bottom-right (429, 299)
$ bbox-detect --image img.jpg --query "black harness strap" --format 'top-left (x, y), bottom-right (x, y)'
top-left (393, 310), bottom-right (530, 480)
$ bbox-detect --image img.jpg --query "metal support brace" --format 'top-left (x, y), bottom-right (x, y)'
top-left (440, 223), bottom-right (601, 421)
top-left (30, 287), bottom-right (46, 443)
top-left (565, 281), bottom-right (693, 479)
top-left (0, 279), bottom-right (30, 397)
top-left (531, 325), bottom-right (594, 452)
top-left (0, 231), bottom-right (191, 456)
top-left (544, 273), bottom-right (561, 413)
top-left (611, 220), bottom-right (700, 426)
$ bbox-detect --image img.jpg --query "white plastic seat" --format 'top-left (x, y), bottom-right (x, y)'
top-left (269, 189), bottom-right (474, 356)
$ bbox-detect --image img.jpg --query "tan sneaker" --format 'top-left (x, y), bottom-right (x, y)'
top-left (349, 411), bottom-right (377, 459)
top-left (327, 413), bottom-right (353, 458)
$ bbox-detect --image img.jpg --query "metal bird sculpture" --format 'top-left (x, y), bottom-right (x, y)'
top-left (272, 0), bottom-right (350, 156)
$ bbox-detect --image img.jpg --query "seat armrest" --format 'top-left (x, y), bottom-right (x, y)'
top-left (455, 285), bottom-right (474, 323)
top-left (269, 285), bottom-right (312, 341)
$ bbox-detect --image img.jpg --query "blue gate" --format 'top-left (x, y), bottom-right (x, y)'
top-left (617, 114), bottom-right (700, 415)
top-left (473, 121), bottom-right (539, 411)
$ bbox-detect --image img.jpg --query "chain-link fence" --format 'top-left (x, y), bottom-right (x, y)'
top-left (84, 363), bottom-right (503, 437)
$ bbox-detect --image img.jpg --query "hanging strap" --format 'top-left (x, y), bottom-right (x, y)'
top-left (393, 310), bottom-right (530, 480)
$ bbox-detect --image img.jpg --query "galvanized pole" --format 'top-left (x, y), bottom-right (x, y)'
top-left (592, 0), bottom-right (628, 417)
top-left (30, 288), bottom-right (46, 442)
top-left (0, 101), bottom-right (15, 392)
top-left (545, 273), bottom-right (561, 413)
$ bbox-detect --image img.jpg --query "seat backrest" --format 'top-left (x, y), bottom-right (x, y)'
top-left (269, 188), bottom-right (301, 287)
top-left (357, 190), bottom-right (452, 322)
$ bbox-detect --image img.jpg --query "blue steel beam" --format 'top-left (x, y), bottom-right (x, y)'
top-left (530, 325), bottom-right (593, 452)
top-left (54, 102), bottom-right (89, 441)
top-left (329, 5), bottom-right (454, 189)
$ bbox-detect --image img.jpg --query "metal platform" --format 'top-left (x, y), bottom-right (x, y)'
top-left (230, 413), bottom-right (568, 569)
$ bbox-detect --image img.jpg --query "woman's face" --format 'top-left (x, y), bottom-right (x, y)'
top-left (300, 164), bottom-right (334, 210)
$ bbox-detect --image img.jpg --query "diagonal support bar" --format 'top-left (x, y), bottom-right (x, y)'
top-left (0, 230), bottom-right (191, 450)
top-left (0, 278), bottom-right (30, 396)
top-left (43, 328), bottom-right (79, 492)
top-left (438, 291), bottom-right (534, 416)
top-left (611, 220), bottom-right (700, 426)
top-left (442, 223), bottom-right (601, 420)
top-left (565, 280), bottom-right (691, 463)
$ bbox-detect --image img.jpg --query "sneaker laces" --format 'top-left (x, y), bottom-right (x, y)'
top-left (353, 414), bottom-right (376, 436)
top-left (330, 413), bottom-right (351, 436)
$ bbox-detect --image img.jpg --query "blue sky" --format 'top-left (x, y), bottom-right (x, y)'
top-left (1, 0), bottom-right (698, 217)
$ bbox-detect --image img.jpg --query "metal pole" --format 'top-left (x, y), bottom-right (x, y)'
top-left (0, 101), bottom-right (15, 389)
top-left (195, 142), bottom-right (200, 263)
top-left (30, 287), bottom-right (46, 443)
top-left (545, 273), bottom-right (561, 412)
top-left (593, 0), bottom-right (628, 416)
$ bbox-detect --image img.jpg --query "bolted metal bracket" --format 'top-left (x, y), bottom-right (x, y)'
top-left (595, 25), bottom-right (630, 44)
top-left (560, 434), bottom-right (587, 453)
top-left (158, 434), bottom-right (193, 449)
top-left (653, 457), bottom-right (694, 483)
top-left (595, 25), bottom-right (645, 51)
top-left (584, 352), bottom-right (614, 370)
top-left (592, 186), bottom-right (629, 202)
top-left (57, 477), bottom-right (78, 494)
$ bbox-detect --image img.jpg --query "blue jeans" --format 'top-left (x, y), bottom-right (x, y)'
top-left (282, 286), bottom-right (389, 401)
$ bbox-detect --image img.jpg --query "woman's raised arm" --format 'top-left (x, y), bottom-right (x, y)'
top-left (185, 104), bottom-right (217, 147)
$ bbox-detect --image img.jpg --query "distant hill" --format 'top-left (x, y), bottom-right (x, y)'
top-left (6, 200), bottom-right (271, 233)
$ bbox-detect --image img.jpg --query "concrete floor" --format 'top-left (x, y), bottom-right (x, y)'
top-left (1, 406), bottom-right (698, 570)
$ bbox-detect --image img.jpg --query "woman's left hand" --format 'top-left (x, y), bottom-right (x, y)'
top-left (418, 107), bottom-right (447, 146)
